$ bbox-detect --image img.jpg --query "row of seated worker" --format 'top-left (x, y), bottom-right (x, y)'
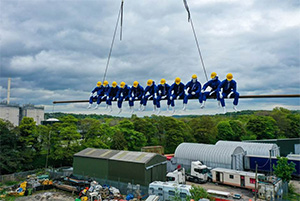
top-left (87, 72), bottom-right (239, 114)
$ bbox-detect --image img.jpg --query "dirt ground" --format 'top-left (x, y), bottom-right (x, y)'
top-left (15, 191), bottom-right (76, 201)
top-left (290, 180), bottom-right (300, 194)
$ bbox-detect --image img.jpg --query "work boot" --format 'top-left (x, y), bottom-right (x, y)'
top-left (94, 104), bottom-right (99, 109)
top-left (222, 107), bottom-right (227, 114)
top-left (105, 104), bottom-right (108, 110)
top-left (172, 107), bottom-right (175, 114)
top-left (108, 105), bottom-right (113, 113)
top-left (153, 105), bottom-right (157, 112)
top-left (156, 108), bottom-right (161, 115)
top-left (142, 105), bottom-right (146, 111)
top-left (217, 101), bottom-right (221, 108)
top-left (130, 106), bottom-right (134, 114)
top-left (182, 104), bottom-right (187, 111)
top-left (139, 104), bottom-right (143, 111)
top-left (87, 104), bottom-right (92, 109)
top-left (200, 101), bottom-right (206, 109)
top-left (167, 105), bottom-right (170, 111)
top-left (117, 108), bottom-right (122, 114)
top-left (233, 105), bottom-right (238, 112)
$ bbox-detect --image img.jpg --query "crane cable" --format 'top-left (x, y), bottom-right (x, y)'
top-left (183, 0), bottom-right (208, 81)
top-left (102, 0), bottom-right (124, 83)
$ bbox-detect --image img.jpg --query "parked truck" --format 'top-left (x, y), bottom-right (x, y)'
top-left (166, 161), bottom-right (211, 184)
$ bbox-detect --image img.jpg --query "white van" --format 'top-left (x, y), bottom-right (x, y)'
top-left (149, 181), bottom-right (192, 201)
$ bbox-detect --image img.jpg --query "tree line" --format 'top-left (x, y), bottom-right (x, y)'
top-left (0, 107), bottom-right (299, 175)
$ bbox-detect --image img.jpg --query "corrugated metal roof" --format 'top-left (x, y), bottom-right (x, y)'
top-left (110, 151), bottom-right (157, 164)
top-left (216, 141), bottom-right (280, 156)
top-left (74, 148), bottom-right (158, 164)
top-left (74, 148), bottom-right (120, 159)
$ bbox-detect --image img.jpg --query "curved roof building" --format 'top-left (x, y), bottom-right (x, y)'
top-left (215, 141), bottom-right (280, 157)
top-left (174, 143), bottom-right (245, 170)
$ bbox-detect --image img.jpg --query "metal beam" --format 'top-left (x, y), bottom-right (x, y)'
top-left (53, 94), bottom-right (300, 104)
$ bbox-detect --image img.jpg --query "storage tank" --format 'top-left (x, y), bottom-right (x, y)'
top-left (174, 143), bottom-right (245, 170)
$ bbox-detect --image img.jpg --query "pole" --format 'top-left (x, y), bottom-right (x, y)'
top-left (269, 149), bottom-right (272, 175)
top-left (255, 162), bottom-right (258, 201)
top-left (7, 78), bottom-right (11, 104)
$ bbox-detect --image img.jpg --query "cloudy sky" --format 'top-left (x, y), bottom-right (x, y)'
top-left (0, 0), bottom-right (299, 116)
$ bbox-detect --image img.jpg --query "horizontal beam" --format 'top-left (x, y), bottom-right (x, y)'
top-left (52, 94), bottom-right (300, 104)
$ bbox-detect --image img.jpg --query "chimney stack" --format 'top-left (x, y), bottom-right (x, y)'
top-left (7, 78), bottom-right (11, 104)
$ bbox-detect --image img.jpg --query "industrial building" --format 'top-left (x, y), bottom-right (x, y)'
top-left (173, 143), bottom-right (245, 171)
top-left (73, 148), bottom-right (167, 187)
top-left (216, 140), bottom-right (280, 157)
top-left (0, 103), bottom-right (44, 126)
top-left (245, 138), bottom-right (300, 156)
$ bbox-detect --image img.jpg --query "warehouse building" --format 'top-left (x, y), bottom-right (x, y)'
top-left (216, 140), bottom-right (280, 157)
top-left (173, 143), bottom-right (245, 171)
top-left (245, 138), bottom-right (300, 156)
top-left (73, 148), bottom-right (167, 187)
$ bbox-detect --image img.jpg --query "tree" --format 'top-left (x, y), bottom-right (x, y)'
top-left (273, 157), bottom-right (296, 183)
top-left (246, 116), bottom-right (279, 139)
top-left (216, 121), bottom-right (235, 141)
top-left (111, 129), bottom-right (127, 150)
top-left (229, 120), bottom-right (247, 141)
top-left (188, 116), bottom-right (217, 144)
top-left (186, 185), bottom-right (213, 201)
top-left (0, 119), bottom-right (22, 174)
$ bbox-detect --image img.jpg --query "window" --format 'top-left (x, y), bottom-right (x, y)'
top-left (168, 190), bottom-right (175, 196)
top-left (194, 168), bottom-right (203, 173)
top-left (250, 178), bottom-right (256, 184)
top-left (158, 193), bottom-right (163, 196)
top-left (166, 176), bottom-right (175, 181)
top-left (158, 188), bottom-right (163, 191)
top-left (149, 188), bottom-right (154, 194)
top-left (180, 192), bottom-right (187, 198)
top-left (229, 175), bottom-right (234, 179)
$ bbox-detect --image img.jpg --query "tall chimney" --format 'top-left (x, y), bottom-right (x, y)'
top-left (7, 78), bottom-right (11, 104)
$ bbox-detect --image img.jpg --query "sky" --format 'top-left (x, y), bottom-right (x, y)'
top-left (0, 0), bottom-right (299, 117)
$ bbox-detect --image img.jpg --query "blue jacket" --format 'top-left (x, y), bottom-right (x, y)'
top-left (107, 86), bottom-right (120, 97)
top-left (92, 86), bottom-right (103, 94)
top-left (169, 82), bottom-right (185, 96)
top-left (97, 85), bottom-right (109, 96)
top-left (203, 76), bottom-right (221, 92)
top-left (144, 82), bottom-right (157, 96)
top-left (117, 85), bottom-right (130, 98)
top-left (185, 79), bottom-right (201, 94)
top-left (157, 84), bottom-right (170, 96)
top-left (218, 79), bottom-right (237, 94)
top-left (130, 84), bottom-right (144, 99)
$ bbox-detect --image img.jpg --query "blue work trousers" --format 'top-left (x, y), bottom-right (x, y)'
top-left (183, 93), bottom-right (200, 104)
top-left (156, 95), bottom-right (171, 108)
top-left (220, 92), bottom-right (239, 107)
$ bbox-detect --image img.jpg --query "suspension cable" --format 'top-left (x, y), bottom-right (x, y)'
top-left (183, 0), bottom-right (208, 81)
top-left (102, 1), bottom-right (123, 83)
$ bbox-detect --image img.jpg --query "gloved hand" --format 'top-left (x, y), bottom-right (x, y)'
top-left (170, 96), bottom-right (173, 100)
top-left (162, 95), bottom-right (167, 99)
top-left (90, 93), bottom-right (93, 97)
top-left (129, 97), bottom-right (133, 101)
top-left (107, 96), bottom-right (110, 100)
top-left (201, 90), bottom-right (205, 93)
top-left (209, 91), bottom-right (215, 96)
top-left (191, 92), bottom-right (196, 95)
top-left (184, 89), bottom-right (188, 95)
top-left (159, 92), bottom-right (162, 96)
top-left (145, 92), bottom-right (150, 96)
top-left (154, 94), bottom-right (157, 99)
top-left (219, 92), bottom-right (223, 99)
top-left (227, 92), bottom-right (233, 99)
top-left (177, 96), bottom-right (180, 100)
top-left (102, 95), bottom-right (107, 99)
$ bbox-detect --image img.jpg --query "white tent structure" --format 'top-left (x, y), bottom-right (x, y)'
top-left (173, 143), bottom-right (245, 170)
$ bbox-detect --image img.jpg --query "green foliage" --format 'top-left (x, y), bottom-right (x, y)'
top-left (186, 185), bottom-right (212, 201)
top-left (217, 121), bottom-right (235, 140)
top-left (273, 157), bottom-right (296, 182)
top-left (246, 116), bottom-right (279, 139)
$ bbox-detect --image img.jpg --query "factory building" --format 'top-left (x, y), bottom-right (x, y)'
top-left (216, 140), bottom-right (280, 157)
top-left (0, 103), bottom-right (44, 126)
top-left (73, 148), bottom-right (167, 187)
top-left (173, 143), bottom-right (245, 171)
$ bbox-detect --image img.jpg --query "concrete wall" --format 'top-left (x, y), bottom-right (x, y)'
top-left (0, 105), bottom-right (20, 126)
top-left (22, 107), bottom-right (44, 125)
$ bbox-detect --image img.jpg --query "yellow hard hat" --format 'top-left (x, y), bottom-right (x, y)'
top-left (175, 77), bottom-right (181, 85)
top-left (147, 79), bottom-right (153, 86)
top-left (133, 81), bottom-right (139, 88)
top-left (192, 74), bottom-right (197, 79)
top-left (103, 80), bottom-right (109, 86)
top-left (211, 72), bottom-right (217, 79)
top-left (160, 78), bottom-right (166, 85)
top-left (120, 82), bottom-right (125, 88)
top-left (96, 81), bottom-right (102, 87)
top-left (226, 73), bottom-right (233, 81)
top-left (112, 81), bottom-right (117, 88)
